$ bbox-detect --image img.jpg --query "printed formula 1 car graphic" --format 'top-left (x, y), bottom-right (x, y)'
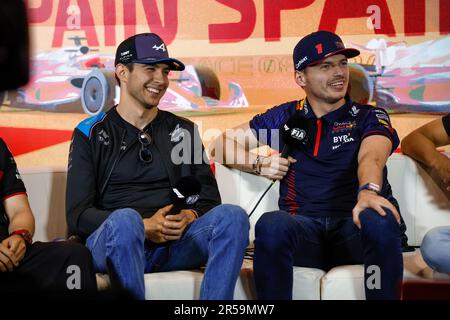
top-left (1, 37), bottom-right (248, 116)
top-left (349, 36), bottom-right (450, 113)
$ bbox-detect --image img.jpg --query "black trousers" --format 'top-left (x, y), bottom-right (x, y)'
top-left (0, 240), bottom-right (97, 297)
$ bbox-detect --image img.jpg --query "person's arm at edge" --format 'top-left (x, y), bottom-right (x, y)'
top-left (5, 194), bottom-right (34, 237)
top-left (401, 117), bottom-right (450, 180)
top-left (0, 194), bottom-right (35, 268)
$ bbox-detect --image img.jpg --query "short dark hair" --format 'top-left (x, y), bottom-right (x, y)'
top-left (115, 63), bottom-right (135, 87)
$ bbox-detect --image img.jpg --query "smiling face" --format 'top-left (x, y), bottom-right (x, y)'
top-left (118, 62), bottom-right (170, 110)
top-left (295, 54), bottom-right (349, 106)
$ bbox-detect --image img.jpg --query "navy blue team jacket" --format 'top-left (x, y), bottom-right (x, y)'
top-left (249, 98), bottom-right (400, 217)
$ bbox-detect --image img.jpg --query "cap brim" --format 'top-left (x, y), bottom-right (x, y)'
top-left (131, 57), bottom-right (185, 71)
top-left (304, 48), bottom-right (360, 69)
top-left (328, 48), bottom-right (360, 59)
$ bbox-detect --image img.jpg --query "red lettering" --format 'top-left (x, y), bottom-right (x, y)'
top-left (52, 0), bottom-right (99, 47)
top-left (319, 0), bottom-right (396, 36)
top-left (142, 0), bottom-right (178, 45)
top-left (440, 0), bottom-right (450, 34)
top-left (209, 0), bottom-right (256, 43)
top-left (124, 0), bottom-right (136, 40)
top-left (26, 0), bottom-right (53, 23)
top-left (264, 0), bottom-right (315, 41)
top-left (404, 0), bottom-right (425, 36)
top-left (315, 43), bottom-right (323, 54)
top-left (103, 0), bottom-right (116, 46)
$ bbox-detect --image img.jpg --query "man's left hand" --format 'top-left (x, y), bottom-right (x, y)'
top-left (162, 209), bottom-right (197, 241)
top-left (352, 190), bottom-right (401, 229)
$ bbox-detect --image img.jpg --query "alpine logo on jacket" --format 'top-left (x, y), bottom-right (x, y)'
top-left (98, 129), bottom-right (110, 146)
top-left (170, 124), bottom-right (185, 142)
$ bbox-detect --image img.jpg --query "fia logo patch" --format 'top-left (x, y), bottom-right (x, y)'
top-left (291, 128), bottom-right (307, 141)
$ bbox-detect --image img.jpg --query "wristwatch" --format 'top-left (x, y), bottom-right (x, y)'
top-left (10, 229), bottom-right (33, 245)
top-left (358, 182), bottom-right (381, 195)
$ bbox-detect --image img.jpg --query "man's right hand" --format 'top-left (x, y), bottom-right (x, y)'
top-left (0, 243), bottom-right (19, 272)
top-left (143, 204), bottom-right (173, 243)
top-left (259, 154), bottom-right (297, 180)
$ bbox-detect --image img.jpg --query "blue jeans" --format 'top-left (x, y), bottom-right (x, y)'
top-left (86, 204), bottom-right (249, 300)
top-left (253, 209), bottom-right (403, 300)
top-left (421, 226), bottom-right (450, 274)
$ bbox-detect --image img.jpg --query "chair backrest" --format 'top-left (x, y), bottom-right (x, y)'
top-left (20, 166), bottom-right (68, 242)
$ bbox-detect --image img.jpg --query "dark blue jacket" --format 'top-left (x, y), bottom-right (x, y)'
top-left (250, 98), bottom-right (399, 217)
top-left (66, 107), bottom-right (221, 239)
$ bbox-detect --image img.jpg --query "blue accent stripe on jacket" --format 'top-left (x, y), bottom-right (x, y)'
top-left (76, 112), bottom-right (107, 138)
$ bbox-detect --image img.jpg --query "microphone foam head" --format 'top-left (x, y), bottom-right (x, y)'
top-left (173, 176), bottom-right (201, 198)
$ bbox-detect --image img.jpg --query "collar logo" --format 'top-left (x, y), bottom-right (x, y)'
top-left (349, 105), bottom-right (360, 117)
top-left (297, 100), bottom-right (309, 115)
top-left (153, 43), bottom-right (166, 52)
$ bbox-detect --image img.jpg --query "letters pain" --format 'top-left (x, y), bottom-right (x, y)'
top-left (27, 0), bottom-right (450, 48)
top-left (27, 0), bottom-right (178, 47)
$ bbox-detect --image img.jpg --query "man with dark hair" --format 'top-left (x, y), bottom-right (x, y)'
top-left (66, 33), bottom-right (249, 300)
top-left (214, 31), bottom-right (406, 300)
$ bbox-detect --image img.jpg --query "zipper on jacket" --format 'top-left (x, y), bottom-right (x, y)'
top-left (100, 130), bottom-right (127, 196)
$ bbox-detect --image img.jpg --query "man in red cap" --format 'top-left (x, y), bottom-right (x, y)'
top-left (214, 30), bottom-right (406, 299)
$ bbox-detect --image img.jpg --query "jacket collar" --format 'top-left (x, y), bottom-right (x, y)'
top-left (107, 105), bottom-right (167, 129)
top-left (300, 97), bottom-right (353, 124)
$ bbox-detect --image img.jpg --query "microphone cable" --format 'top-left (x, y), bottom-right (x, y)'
top-left (248, 179), bottom-right (276, 218)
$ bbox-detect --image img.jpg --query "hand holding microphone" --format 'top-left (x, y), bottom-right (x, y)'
top-left (144, 176), bottom-right (201, 243)
top-left (249, 113), bottom-right (310, 217)
top-left (257, 113), bottom-right (309, 181)
top-left (162, 176), bottom-right (201, 241)
top-left (258, 154), bottom-right (296, 181)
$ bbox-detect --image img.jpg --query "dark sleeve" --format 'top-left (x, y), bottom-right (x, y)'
top-left (0, 138), bottom-right (26, 200)
top-left (442, 113), bottom-right (450, 137)
top-left (360, 107), bottom-right (400, 154)
top-left (190, 123), bottom-right (221, 216)
top-left (248, 103), bottom-right (291, 151)
top-left (65, 130), bottom-right (112, 239)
